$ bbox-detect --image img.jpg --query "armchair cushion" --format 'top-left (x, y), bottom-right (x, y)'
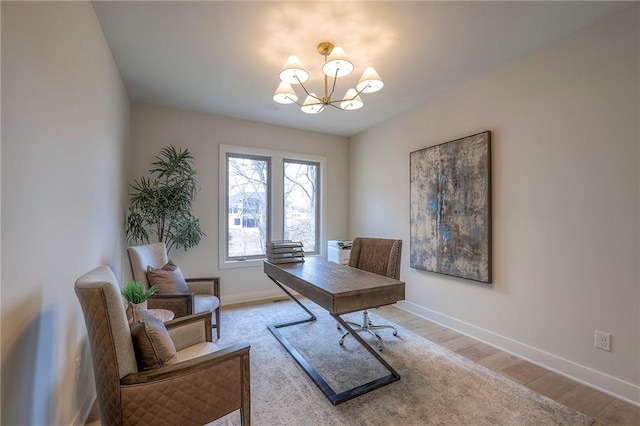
top-left (194, 294), bottom-right (221, 313)
top-left (147, 260), bottom-right (190, 294)
top-left (130, 315), bottom-right (178, 370)
top-left (176, 342), bottom-right (220, 362)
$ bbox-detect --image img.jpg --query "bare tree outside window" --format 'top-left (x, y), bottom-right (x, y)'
top-left (284, 160), bottom-right (319, 252)
top-left (227, 155), bottom-right (269, 258)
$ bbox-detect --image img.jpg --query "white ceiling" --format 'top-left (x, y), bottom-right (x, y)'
top-left (92, 1), bottom-right (630, 137)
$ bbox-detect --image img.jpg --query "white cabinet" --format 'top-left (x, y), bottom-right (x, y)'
top-left (327, 240), bottom-right (352, 265)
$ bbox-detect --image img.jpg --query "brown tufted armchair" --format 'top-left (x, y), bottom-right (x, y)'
top-left (127, 242), bottom-right (221, 338)
top-left (338, 237), bottom-right (402, 350)
top-left (75, 265), bottom-right (250, 425)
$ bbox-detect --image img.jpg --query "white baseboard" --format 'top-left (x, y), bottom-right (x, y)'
top-left (222, 288), bottom-right (291, 306)
top-left (397, 300), bottom-right (640, 408)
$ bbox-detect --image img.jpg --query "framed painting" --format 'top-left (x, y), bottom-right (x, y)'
top-left (410, 131), bottom-right (492, 283)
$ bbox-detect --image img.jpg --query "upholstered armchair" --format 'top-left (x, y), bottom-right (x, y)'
top-left (75, 265), bottom-right (250, 425)
top-left (338, 237), bottom-right (402, 350)
top-left (127, 242), bottom-right (221, 338)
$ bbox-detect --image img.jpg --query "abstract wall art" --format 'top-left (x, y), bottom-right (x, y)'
top-left (410, 131), bottom-right (492, 283)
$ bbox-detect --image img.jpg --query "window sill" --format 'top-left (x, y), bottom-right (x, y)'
top-left (219, 258), bottom-right (264, 270)
top-left (220, 254), bottom-right (322, 270)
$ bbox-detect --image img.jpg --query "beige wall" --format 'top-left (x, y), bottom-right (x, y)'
top-left (350, 7), bottom-right (640, 404)
top-left (129, 102), bottom-right (350, 304)
top-left (1, 2), bottom-right (130, 424)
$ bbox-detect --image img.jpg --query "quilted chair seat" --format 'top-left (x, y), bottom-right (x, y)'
top-left (75, 265), bottom-right (250, 425)
top-left (127, 242), bottom-right (221, 338)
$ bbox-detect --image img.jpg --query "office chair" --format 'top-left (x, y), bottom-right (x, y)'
top-left (338, 237), bottom-right (402, 350)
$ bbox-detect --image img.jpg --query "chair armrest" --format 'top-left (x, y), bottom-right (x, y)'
top-left (120, 342), bottom-right (250, 385)
top-left (148, 293), bottom-right (194, 318)
top-left (119, 342), bottom-right (251, 425)
top-left (186, 277), bottom-right (219, 297)
top-left (165, 311), bottom-right (212, 349)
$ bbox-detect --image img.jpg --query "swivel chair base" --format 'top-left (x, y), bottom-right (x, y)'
top-left (338, 310), bottom-right (398, 351)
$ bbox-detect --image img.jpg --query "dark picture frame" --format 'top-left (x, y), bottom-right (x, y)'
top-left (409, 131), bottom-right (492, 283)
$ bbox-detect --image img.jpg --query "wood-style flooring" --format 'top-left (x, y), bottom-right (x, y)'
top-left (372, 304), bottom-right (639, 425)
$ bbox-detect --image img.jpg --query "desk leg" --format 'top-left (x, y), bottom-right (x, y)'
top-left (332, 314), bottom-right (400, 385)
top-left (266, 275), bottom-right (400, 405)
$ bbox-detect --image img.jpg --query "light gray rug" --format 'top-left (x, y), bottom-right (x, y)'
top-left (211, 300), bottom-right (592, 426)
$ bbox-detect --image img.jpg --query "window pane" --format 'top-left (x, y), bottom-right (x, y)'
top-left (227, 155), bottom-right (269, 258)
top-left (284, 160), bottom-right (318, 252)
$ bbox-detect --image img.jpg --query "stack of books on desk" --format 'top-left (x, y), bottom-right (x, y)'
top-left (266, 240), bottom-right (304, 264)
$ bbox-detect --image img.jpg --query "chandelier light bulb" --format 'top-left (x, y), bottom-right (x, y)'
top-left (356, 67), bottom-right (384, 93)
top-left (322, 47), bottom-right (354, 78)
top-left (273, 81), bottom-right (298, 104)
top-left (279, 55), bottom-right (310, 84)
top-left (340, 88), bottom-right (364, 110)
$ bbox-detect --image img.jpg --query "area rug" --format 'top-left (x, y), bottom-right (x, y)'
top-left (211, 299), bottom-right (592, 426)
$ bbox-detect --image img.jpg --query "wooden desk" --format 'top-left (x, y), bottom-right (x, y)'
top-left (263, 257), bottom-right (405, 405)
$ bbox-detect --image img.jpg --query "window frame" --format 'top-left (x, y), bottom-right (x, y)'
top-left (219, 144), bottom-right (326, 269)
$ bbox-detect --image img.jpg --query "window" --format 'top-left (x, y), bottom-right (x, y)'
top-left (220, 145), bottom-right (324, 267)
top-left (284, 160), bottom-right (318, 252)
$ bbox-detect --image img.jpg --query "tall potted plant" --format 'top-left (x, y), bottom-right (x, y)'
top-left (126, 146), bottom-right (205, 252)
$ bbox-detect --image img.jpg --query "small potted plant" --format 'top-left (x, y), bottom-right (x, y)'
top-left (121, 281), bottom-right (158, 310)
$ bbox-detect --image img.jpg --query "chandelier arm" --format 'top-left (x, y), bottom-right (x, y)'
top-left (295, 76), bottom-right (322, 102)
top-left (352, 84), bottom-right (368, 98)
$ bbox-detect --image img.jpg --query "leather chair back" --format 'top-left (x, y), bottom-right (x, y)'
top-left (348, 237), bottom-right (402, 280)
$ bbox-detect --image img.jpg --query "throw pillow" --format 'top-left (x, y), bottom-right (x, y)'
top-left (130, 316), bottom-right (178, 371)
top-left (146, 260), bottom-right (189, 294)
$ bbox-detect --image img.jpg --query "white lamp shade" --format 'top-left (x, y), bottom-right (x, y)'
top-left (340, 88), bottom-right (363, 110)
top-left (301, 93), bottom-right (324, 114)
top-left (279, 55), bottom-right (310, 84)
top-left (356, 67), bottom-right (384, 93)
top-left (273, 82), bottom-right (298, 104)
top-left (322, 47), bottom-right (354, 78)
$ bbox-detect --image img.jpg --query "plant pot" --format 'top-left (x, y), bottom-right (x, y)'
top-left (126, 300), bottom-right (148, 323)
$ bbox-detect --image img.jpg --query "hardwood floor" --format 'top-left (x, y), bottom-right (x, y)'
top-left (373, 305), bottom-right (639, 426)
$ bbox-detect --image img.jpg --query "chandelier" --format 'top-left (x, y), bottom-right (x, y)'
top-left (273, 42), bottom-right (384, 114)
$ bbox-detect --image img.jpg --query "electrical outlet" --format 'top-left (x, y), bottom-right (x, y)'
top-left (595, 330), bottom-right (611, 352)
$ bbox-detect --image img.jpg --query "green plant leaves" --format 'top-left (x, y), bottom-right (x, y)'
top-left (121, 282), bottom-right (158, 304)
top-left (125, 146), bottom-right (205, 252)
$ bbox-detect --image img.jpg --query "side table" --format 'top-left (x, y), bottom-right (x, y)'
top-left (148, 308), bottom-right (175, 322)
